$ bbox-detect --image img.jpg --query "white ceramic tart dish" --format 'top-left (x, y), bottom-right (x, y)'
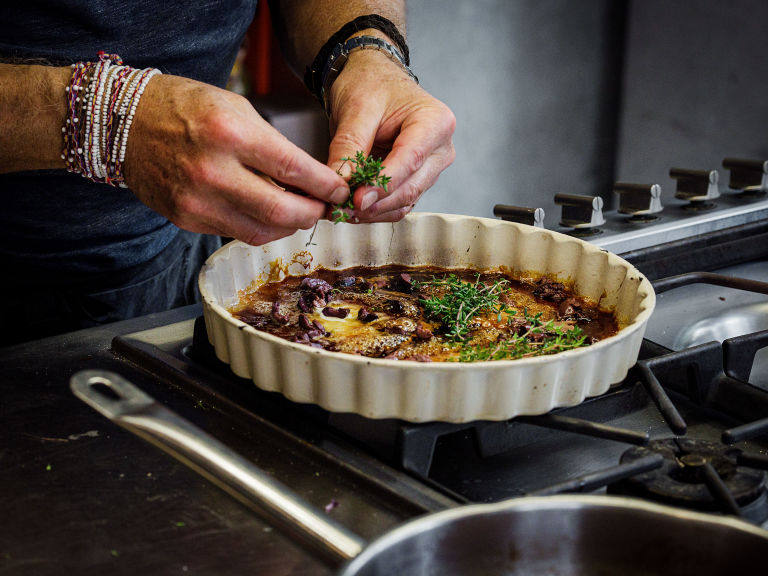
top-left (199, 212), bottom-right (656, 423)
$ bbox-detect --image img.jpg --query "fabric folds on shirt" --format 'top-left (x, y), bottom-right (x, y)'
top-left (0, 0), bottom-right (258, 281)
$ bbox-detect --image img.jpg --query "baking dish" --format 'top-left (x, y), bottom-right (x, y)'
top-left (199, 213), bottom-right (655, 422)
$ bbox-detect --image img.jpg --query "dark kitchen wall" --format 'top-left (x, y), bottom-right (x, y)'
top-left (615, 0), bottom-right (768, 198)
top-left (406, 0), bottom-right (768, 220)
top-left (407, 0), bottom-right (622, 221)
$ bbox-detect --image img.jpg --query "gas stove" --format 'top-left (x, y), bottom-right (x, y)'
top-left (109, 154), bottom-right (768, 533)
top-left (4, 158), bottom-right (767, 575)
top-left (494, 156), bottom-right (768, 270)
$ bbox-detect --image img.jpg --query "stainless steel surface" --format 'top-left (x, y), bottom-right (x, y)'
top-left (644, 259), bottom-right (768, 388)
top-left (69, 371), bottom-right (768, 576)
top-left (71, 370), bottom-right (366, 564)
top-left (340, 495), bottom-right (768, 576)
top-left (585, 193), bottom-right (768, 253)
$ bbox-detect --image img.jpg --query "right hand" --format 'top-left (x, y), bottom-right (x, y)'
top-left (123, 74), bottom-right (350, 245)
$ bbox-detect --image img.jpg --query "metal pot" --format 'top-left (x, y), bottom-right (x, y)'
top-left (198, 213), bottom-right (656, 423)
top-left (71, 370), bottom-right (768, 576)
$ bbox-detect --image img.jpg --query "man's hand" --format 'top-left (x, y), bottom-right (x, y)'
top-left (326, 48), bottom-right (456, 223)
top-left (124, 74), bottom-right (350, 245)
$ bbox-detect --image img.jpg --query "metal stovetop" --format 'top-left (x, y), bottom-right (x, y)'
top-left (3, 198), bottom-right (768, 575)
top-left (1, 307), bottom-right (444, 576)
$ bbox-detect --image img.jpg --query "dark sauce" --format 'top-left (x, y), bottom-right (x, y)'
top-left (231, 265), bottom-right (619, 361)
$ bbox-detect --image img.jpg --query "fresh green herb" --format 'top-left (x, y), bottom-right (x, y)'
top-left (332, 151), bottom-right (391, 223)
top-left (459, 310), bottom-right (589, 362)
top-left (416, 275), bottom-right (511, 341)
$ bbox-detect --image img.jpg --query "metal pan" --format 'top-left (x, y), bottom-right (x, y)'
top-left (71, 370), bottom-right (768, 576)
top-left (198, 213), bottom-right (655, 423)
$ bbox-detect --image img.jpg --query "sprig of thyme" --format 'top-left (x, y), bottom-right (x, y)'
top-left (416, 275), bottom-right (511, 341)
top-left (458, 310), bottom-right (590, 362)
top-left (332, 151), bottom-right (391, 223)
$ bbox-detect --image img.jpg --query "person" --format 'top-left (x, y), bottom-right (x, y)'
top-left (0, 0), bottom-right (456, 346)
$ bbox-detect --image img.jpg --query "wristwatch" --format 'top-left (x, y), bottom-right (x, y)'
top-left (319, 35), bottom-right (418, 115)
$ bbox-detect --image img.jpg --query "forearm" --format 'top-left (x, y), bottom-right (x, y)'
top-left (268, 0), bottom-right (406, 76)
top-left (0, 63), bottom-right (70, 173)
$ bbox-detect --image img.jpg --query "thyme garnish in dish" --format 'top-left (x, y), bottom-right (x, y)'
top-left (415, 274), bottom-right (511, 341)
top-left (415, 274), bottom-right (591, 360)
top-left (458, 310), bottom-right (589, 362)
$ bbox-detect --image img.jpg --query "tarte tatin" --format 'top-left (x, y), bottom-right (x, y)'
top-left (230, 265), bottom-right (618, 362)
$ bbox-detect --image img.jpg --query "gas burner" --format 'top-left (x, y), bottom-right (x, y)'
top-left (679, 200), bottom-right (717, 212)
top-left (613, 438), bottom-right (768, 524)
top-left (625, 213), bottom-right (660, 224)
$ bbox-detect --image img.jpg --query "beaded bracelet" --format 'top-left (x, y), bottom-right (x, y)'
top-left (62, 52), bottom-right (161, 188)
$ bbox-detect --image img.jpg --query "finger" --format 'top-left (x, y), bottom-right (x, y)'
top-left (214, 160), bottom-right (330, 230)
top-left (378, 107), bottom-right (455, 194)
top-left (167, 191), bottom-right (302, 246)
top-left (241, 119), bottom-right (349, 205)
top-left (168, 156), bottom-right (328, 235)
top-left (354, 148), bottom-right (452, 218)
top-left (326, 100), bottom-right (383, 178)
top-left (353, 203), bottom-right (415, 224)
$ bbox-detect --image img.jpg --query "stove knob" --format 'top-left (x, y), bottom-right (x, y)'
top-left (554, 193), bottom-right (605, 229)
top-left (493, 204), bottom-right (545, 227)
top-left (613, 182), bottom-right (664, 217)
top-left (669, 168), bottom-right (720, 202)
top-left (722, 158), bottom-right (768, 193)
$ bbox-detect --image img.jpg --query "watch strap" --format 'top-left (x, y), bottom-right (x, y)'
top-left (319, 36), bottom-right (418, 115)
top-left (304, 14), bottom-right (412, 102)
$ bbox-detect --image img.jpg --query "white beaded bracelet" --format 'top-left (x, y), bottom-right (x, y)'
top-left (62, 52), bottom-right (161, 187)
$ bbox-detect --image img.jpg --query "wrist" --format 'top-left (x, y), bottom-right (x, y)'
top-left (0, 64), bottom-right (71, 173)
top-left (303, 14), bottom-right (414, 105)
top-left (319, 34), bottom-right (417, 116)
top-left (61, 53), bottom-right (161, 187)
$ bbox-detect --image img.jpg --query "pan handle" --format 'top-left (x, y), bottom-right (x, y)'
top-left (70, 369), bottom-right (366, 564)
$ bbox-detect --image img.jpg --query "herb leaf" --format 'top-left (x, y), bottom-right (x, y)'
top-left (458, 309), bottom-right (590, 362)
top-left (415, 275), bottom-right (511, 341)
top-left (332, 151), bottom-right (391, 223)
top-left (415, 274), bottom-right (592, 360)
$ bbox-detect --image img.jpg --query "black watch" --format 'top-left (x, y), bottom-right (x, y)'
top-left (319, 35), bottom-right (418, 115)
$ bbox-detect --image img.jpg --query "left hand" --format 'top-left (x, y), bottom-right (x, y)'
top-left (326, 48), bottom-right (456, 222)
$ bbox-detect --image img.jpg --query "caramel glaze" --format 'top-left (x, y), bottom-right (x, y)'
top-left (230, 265), bottom-right (618, 362)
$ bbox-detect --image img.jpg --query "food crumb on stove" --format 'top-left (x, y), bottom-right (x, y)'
top-left (719, 296), bottom-right (726, 301)
top-left (110, 550), bottom-right (119, 558)
top-left (194, 399), bottom-right (211, 411)
top-left (324, 499), bottom-right (339, 513)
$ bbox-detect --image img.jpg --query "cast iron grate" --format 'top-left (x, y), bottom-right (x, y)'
top-left (188, 272), bottom-right (768, 523)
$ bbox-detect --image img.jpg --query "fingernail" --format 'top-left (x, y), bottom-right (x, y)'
top-left (360, 190), bottom-right (379, 211)
top-left (335, 161), bottom-right (352, 179)
top-left (331, 185), bottom-right (350, 205)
